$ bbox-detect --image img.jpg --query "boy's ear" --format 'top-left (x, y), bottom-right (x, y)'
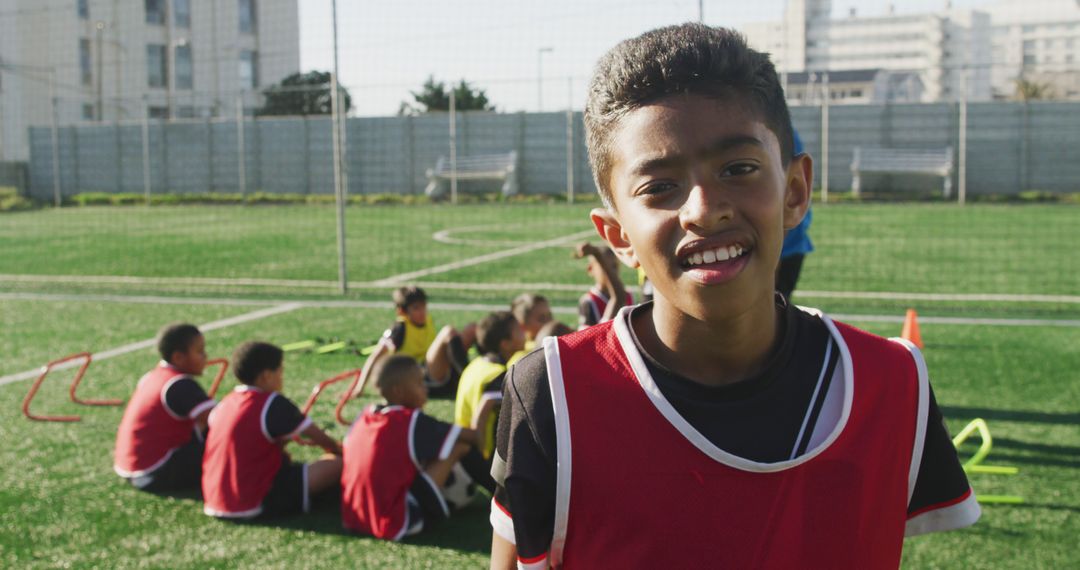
top-left (590, 208), bottom-right (639, 269)
top-left (783, 153), bottom-right (814, 231)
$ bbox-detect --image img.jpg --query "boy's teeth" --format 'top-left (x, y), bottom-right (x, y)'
top-left (684, 245), bottom-right (746, 266)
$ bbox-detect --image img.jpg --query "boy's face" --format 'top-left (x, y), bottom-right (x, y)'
top-left (591, 93), bottom-right (811, 323)
top-left (171, 334), bottom-right (208, 376)
top-left (502, 322), bottom-right (527, 357)
top-left (399, 301), bottom-right (428, 327)
top-left (523, 301), bottom-right (552, 338)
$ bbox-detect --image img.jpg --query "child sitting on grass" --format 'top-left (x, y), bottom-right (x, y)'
top-left (574, 242), bottom-right (632, 329)
top-left (358, 286), bottom-right (476, 399)
top-left (455, 311), bottom-right (525, 461)
top-left (341, 355), bottom-right (495, 541)
top-left (115, 323), bottom-right (217, 492)
top-left (202, 341), bottom-right (342, 519)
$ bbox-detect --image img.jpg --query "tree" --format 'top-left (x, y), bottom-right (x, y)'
top-left (399, 76), bottom-right (495, 115)
top-left (1014, 76), bottom-right (1053, 102)
top-left (256, 71), bottom-right (352, 116)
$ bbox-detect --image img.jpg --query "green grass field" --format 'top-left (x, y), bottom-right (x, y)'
top-left (2, 202), bottom-right (1078, 567)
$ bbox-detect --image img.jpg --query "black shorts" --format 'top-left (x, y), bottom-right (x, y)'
top-left (403, 471), bottom-right (450, 537)
top-left (260, 461), bottom-right (309, 517)
top-left (130, 433), bottom-right (204, 493)
top-left (423, 367), bottom-right (460, 399)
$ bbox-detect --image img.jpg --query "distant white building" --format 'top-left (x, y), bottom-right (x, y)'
top-left (0, 0), bottom-right (300, 161)
top-left (983, 0), bottom-right (1080, 99)
top-left (784, 69), bottom-right (924, 105)
top-left (742, 0), bottom-right (994, 104)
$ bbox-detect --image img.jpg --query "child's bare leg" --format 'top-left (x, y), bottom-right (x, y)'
top-left (426, 325), bottom-right (472, 383)
top-left (423, 442), bottom-right (472, 488)
top-left (307, 454), bottom-right (343, 495)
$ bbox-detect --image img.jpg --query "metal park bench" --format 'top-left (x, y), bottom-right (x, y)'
top-left (424, 151), bottom-right (519, 199)
top-left (850, 146), bottom-right (954, 198)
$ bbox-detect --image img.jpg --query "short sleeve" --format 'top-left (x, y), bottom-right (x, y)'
top-left (163, 376), bottom-right (214, 419)
top-left (905, 386), bottom-right (981, 535)
top-left (489, 350), bottom-right (558, 562)
top-left (385, 322), bottom-right (406, 352)
top-left (412, 412), bottom-right (460, 464)
top-left (265, 394), bottom-right (311, 439)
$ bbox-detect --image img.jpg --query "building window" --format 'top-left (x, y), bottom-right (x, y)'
top-left (148, 106), bottom-right (169, 119)
top-left (174, 0), bottom-right (191, 28)
top-left (145, 0), bottom-right (165, 25)
top-left (238, 0), bottom-right (256, 34)
top-left (239, 50), bottom-right (258, 89)
top-left (175, 44), bottom-right (193, 89)
top-left (147, 44), bottom-right (168, 88)
top-left (78, 0), bottom-right (89, 19)
top-left (176, 106), bottom-right (196, 118)
top-left (1023, 54), bottom-right (1037, 65)
top-left (80, 38), bottom-right (92, 86)
top-left (83, 104), bottom-right (95, 120)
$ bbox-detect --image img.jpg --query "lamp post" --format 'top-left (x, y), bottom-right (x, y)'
top-left (537, 47), bottom-right (553, 111)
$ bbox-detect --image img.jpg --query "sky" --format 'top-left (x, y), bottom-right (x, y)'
top-left (295, 0), bottom-right (996, 116)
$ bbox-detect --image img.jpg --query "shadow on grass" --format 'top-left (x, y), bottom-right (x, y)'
top-left (941, 405), bottom-right (1080, 426)
top-left (219, 492), bottom-right (492, 554)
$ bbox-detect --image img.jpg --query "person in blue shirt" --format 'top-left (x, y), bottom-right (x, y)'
top-left (777, 128), bottom-right (813, 300)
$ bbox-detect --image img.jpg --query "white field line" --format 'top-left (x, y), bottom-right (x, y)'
top-left (370, 229), bottom-right (597, 286)
top-left (0, 303), bottom-right (303, 387)
top-left (3, 273), bottom-right (1078, 304)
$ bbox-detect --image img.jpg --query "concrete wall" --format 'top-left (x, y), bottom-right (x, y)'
top-left (27, 102), bottom-right (1080, 200)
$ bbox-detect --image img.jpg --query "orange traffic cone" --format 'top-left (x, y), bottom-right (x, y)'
top-left (901, 309), bottom-right (924, 349)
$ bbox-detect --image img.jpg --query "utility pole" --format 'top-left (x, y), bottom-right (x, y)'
top-left (95, 21), bottom-right (105, 120)
top-left (330, 0), bottom-right (348, 294)
top-left (699, 0), bottom-right (704, 23)
top-left (537, 47), bottom-right (553, 111)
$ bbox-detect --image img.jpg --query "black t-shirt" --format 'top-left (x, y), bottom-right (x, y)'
top-left (491, 302), bottom-right (973, 561)
top-left (162, 376), bottom-right (213, 419)
top-left (264, 394), bottom-right (309, 439)
top-left (385, 322), bottom-right (407, 351)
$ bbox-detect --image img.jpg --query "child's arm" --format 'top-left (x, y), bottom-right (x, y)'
top-left (576, 242), bottom-right (628, 321)
top-left (453, 426), bottom-right (481, 447)
top-left (490, 534), bottom-right (518, 570)
top-left (298, 423), bottom-right (343, 456)
top-left (352, 339), bottom-right (392, 399)
top-left (468, 396), bottom-right (500, 452)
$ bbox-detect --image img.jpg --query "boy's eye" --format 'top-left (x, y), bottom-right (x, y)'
top-left (721, 162), bottom-right (759, 177)
top-left (638, 181), bottom-right (678, 196)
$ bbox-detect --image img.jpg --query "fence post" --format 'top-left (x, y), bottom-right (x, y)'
top-left (449, 89), bottom-right (457, 204)
top-left (566, 77), bottom-right (574, 204)
top-left (1019, 101), bottom-right (1031, 192)
top-left (50, 86), bottom-right (61, 206)
top-left (141, 96), bottom-right (151, 204)
top-left (206, 117), bottom-right (214, 193)
top-left (236, 96), bottom-right (246, 197)
top-left (958, 98), bottom-right (967, 205)
top-left (820, 73), bottom-right (829, 204)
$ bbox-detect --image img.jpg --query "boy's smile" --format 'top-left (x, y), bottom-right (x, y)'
top-left (593, 92), bottom-right (810, 323)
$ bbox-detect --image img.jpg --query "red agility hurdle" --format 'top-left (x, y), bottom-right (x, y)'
top-left (204, 358), bottom-right (230, 398)
top-left (23, 352), bottom-right (121, 422)
top-left (293, 369), bottom-right (361, 446)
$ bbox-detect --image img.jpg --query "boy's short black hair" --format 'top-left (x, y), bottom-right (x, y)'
top-left (392, 286), bottom-right (428, 311)
top-left (477, 311), bottom-right (519, 356)
top-left (584, 23), bottom-right (793, 206)
top-left (511, 293), bottom-right (549, 324)
top-left (374, 354), bottom-right (421, 397)
top-left (231, 341), bottom-right (284, 385)
top-left (157, 323), bottom-right (202, 363)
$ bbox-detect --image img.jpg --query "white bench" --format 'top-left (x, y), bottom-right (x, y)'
top-left (850, 146), bottom-right (954, 198)
top-left (424, 151), bottom-right (519, 199)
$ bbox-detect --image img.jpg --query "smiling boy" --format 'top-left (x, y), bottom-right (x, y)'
top-left (489, 24), bottom-right (978, 569)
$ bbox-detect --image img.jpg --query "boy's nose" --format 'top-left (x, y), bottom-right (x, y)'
top-left (679, 181), bottom-right (733, 233)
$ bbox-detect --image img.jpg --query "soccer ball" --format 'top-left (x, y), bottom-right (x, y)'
top-left (441, 463), bottom-right (478, 511)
